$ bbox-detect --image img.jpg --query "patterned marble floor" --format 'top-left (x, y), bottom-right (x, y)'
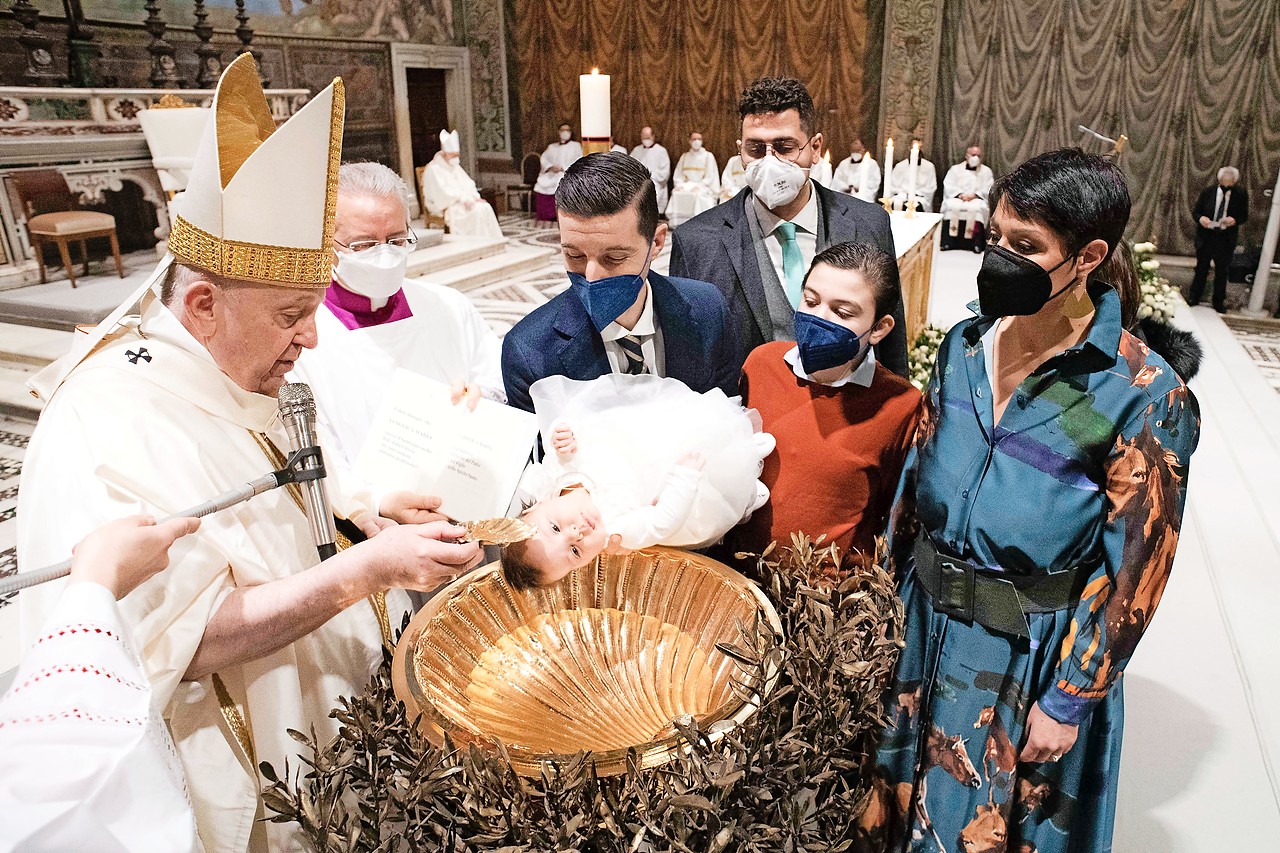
top-left (1222, 315), bottom-right (1280, 394)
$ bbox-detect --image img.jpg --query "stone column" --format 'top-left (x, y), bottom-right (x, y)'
top-left (877, 0), bottom-right (947, 150)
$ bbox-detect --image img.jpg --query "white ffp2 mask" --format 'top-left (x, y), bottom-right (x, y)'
top-left (333, 244), bottom-right (410, 306)
top-left (745, 154), bottom-right (809, 210)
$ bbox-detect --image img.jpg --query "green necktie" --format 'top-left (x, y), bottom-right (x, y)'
top-left (775, 221), bottom-right (804, 308)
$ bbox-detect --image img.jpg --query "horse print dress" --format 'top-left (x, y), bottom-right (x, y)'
top-left (864, 284), bottom-right (1199, 853)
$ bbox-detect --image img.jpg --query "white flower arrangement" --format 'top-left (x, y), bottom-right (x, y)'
top-left (908, 325), bottom-right (946, 391)
top-left (1132, 241), bottom-right (1179, 324)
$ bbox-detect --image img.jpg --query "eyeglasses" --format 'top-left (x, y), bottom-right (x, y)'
top-left (740, 136), bottom-right (812, 161)
top-left (335, 228), bottom-right (418, 254)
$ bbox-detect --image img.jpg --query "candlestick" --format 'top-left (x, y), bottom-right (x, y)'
top-left (882, 138), bottom-right (894, 209)
top-left (579, 68), bottom-right (611, 155)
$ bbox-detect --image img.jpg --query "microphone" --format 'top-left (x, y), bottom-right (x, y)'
top-left (278, 382), bottom-right (338, 561)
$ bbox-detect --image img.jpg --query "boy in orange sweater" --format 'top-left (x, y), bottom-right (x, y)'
top-left (730, 241), bottom-right (921, 573)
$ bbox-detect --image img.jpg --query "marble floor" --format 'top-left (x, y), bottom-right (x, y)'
top-left (0, 215), bottom-right (1277, 850)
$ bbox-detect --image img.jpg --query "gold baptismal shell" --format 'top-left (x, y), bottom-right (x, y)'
top-left (462, 516), bottom-right (536, 546)
top-left (391, 546), bottom-right (782, 777)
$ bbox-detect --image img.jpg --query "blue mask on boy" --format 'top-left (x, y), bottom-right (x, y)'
top-left (794, 311), bottom-right (872, 373)
top-left (568, 245), bottom-right (654, 332)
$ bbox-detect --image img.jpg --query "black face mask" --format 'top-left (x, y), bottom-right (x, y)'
top-left (977, 244), bottom-right (1079, 317)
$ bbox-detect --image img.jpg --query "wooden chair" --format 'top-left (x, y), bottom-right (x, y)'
top-left (505, 152), bottom-right (542, 213)
top-left (12, 169), bottom-right (124, 287)
top-left (415, 164), bottom-right (449, 232)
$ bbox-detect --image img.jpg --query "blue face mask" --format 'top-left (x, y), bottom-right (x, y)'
top-left (567, 245), bottom-right (654, 332)
top-left (794, 310), bottom-right (873, 374)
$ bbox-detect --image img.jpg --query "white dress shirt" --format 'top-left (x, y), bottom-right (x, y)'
top-left (784, 343), bottom-right (878, 388)
top-left (600, 279), bottom-right (665, 376)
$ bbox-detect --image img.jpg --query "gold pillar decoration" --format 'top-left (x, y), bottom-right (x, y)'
top-left (877, 0), bottom-right (947, 153)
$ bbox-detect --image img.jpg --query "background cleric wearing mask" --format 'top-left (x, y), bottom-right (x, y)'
top-left (290, 162), bottom-right (504, 490)
top-left (668, 76), bottom-right (908, 377)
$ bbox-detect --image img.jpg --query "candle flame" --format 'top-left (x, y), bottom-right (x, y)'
top-left (591, 67), bottom-right (599, 75)
top-left (823, 150), bottom-right (831, 164)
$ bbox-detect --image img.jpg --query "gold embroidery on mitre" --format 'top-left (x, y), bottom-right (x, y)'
top-left (169, 215), bottom-right (332, 287)
top-left (322, 77), bottom-right (345, 259)
top-left (215, 54), bottom-right (277, 190)
top-left (152, 92), bottom-right (196, 109)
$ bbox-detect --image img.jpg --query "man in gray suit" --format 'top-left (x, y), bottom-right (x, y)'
top-left (669, 77), bottom-right (908, 376)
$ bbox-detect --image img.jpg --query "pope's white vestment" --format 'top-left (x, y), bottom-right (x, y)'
top-left (940, 161), bottom-right (995, 235)
top-left (629, 143), bottom-right (671, 212)
top-left (419, 152), bottom-right (503, 240)
top-left (667, 148), bottom-right (720, 227)
top-left (290, 280), bottom-right (504, 478)
top-left (832, 155), bottom-right (881, 203)
top-left (0, 582), bottom-right (199, 853)
top-left (17, 295), bottom-right (410, 853)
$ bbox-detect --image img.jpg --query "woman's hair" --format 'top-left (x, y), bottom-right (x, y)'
top-left (803, 241), bottom-right (900, 320)
top-left (989, 148), bottom-right (1134, 317)
top-left (500, 539), bottom-right (539, 591)
top-left (1106, 241), bottom-right (1141, 330)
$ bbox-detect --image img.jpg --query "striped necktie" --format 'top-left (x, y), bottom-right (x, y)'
top-left (617, 334), bottom-right (649, 375)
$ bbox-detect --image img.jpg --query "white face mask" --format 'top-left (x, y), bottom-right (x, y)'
top-left (967, 155), bottom-right (981, 167)
top-left (852, 152), bottom-right (864, 162)
top-left (333, 244), bottom-right (409, 305)
top-left (642, 138), bottom-right (654, 148)
top-left (745, 154), bottom-right (809, 210)
top-left (559, 130), bottom-right (572, 142)
top-left (690, 139), bottom-right (702, 151)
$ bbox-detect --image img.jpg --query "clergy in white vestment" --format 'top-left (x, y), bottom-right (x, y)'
top-left (290, 161), bottom-right (504, 496)
top-left (15, 55), bottom-right (481, 853)
top-left (809, 151), bottom-right (833, 189)
top-left (533, 122), bottom-right (582, 222)
top-left (889, 146), bottom-right (938, 212)
top-left (720, 153), bottom-right (747, 202)
top-left (939, 144), bottom-right (995, 239)
top-left (0, 516), bottom-right (201, 853)
top-left (419, 129), bottom-right (503, 240)
top-left (666, 132), bottom-right (720, 227)
top-left (630, 126), bottom-right (672, 213)
top-left (832, 138), bottom-right (881, 203)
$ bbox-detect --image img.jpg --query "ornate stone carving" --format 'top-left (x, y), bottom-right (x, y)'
top-left (877, 0), bottom-right (947, 149)
top-left (193, 0), bottom-right (223, 88)
top-left (11, 0), bottom-right (65, 86)
top-left (144, 0), bottom-right (183, 89)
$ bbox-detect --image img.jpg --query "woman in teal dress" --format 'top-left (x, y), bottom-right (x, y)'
top-left (863, 149), bottom-right (1199, 853)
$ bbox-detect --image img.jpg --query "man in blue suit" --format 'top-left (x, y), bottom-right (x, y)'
top-left (503, 152), bottom-right (739, 412)
top-left (669, 77), bottom-right (908, 377)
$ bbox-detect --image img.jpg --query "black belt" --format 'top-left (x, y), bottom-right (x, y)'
top-left (911, 531), bottom-right (1096, 639)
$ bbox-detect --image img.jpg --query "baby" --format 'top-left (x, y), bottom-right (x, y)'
top-left (501, 374), bottom-right (772, 590)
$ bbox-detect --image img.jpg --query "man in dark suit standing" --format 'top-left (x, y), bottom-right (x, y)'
top-left (669, 77), bottom-right (908, 376)
top-left (1190, 165), bottom-right (1249, 313)
top-left (502, 152), bottom-right (739, 412)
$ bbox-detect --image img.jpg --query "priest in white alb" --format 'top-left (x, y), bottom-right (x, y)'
top-left (533, 123), bottom-right (582, 223)
top-left (890, 143), bottom-right (938, 212)
top-left (939, 144), bottom-right (994, 241)
top-left (666, 131), bottom-right (720, 227)
top-left (809, 150), bottom-right (833, 189)
top-left (16, 55), bottom-right (481, 853)
top-left (419, 129), bottom-right (503, 240)
top-left (720, 152), bottom-right (747, 202)
top-left (630, 126), bottom-right (671, 213)
top-left (832, 138), bottom-right (881, 203)
top-left (291, 161), bottom-right (504, 500)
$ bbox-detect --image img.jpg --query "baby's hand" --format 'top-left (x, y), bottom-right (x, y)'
top-left (449, 377), bottom-right (482, 412)
top-left (70, 515), bottom-right (201, 600)
top-left (552, 423), bottom-right (577, 456)
top-left (676, 451), bottom-right (705, 471)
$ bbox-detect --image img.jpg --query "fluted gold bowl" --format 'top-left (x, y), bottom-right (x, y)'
top-left (391, 546), bottom-right (782, 777)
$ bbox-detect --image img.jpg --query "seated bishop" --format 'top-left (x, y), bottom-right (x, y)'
top-left (16, 54), bottom-right (481, 853)
top-left (666, 131), bottom-right (720, 227)
top-left (420, 129), bottom-right (504, 240)
top-left (939, 144), bottom-right (994, 241)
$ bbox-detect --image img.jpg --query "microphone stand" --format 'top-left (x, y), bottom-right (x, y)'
top-left (0, 445), bottom-right (323, 597)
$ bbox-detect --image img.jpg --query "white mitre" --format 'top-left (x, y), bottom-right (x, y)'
top-left (439, 128), bottom-right (460, 154)
top-left (29, 53), bottom-right (345, 402)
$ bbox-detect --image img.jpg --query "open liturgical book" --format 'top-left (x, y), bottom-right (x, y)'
top-left (356, 370), bottom-right (539, 522)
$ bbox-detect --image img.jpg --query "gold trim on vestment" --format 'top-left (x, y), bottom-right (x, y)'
top-left (211, 672), bottom-right (257, 770)
top-left (153, 92), bottom-right (196, 109)
top-left (322, 77), bottom-right (344, 263)
top-left (169, 215), bottom-right (333, 286)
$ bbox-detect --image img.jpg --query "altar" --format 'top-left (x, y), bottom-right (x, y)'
top-left (889, 211), bottom-right (943, 341)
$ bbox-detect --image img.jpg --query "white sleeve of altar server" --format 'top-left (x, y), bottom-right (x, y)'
top-left (0, 582), bottom-right (199, 853)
